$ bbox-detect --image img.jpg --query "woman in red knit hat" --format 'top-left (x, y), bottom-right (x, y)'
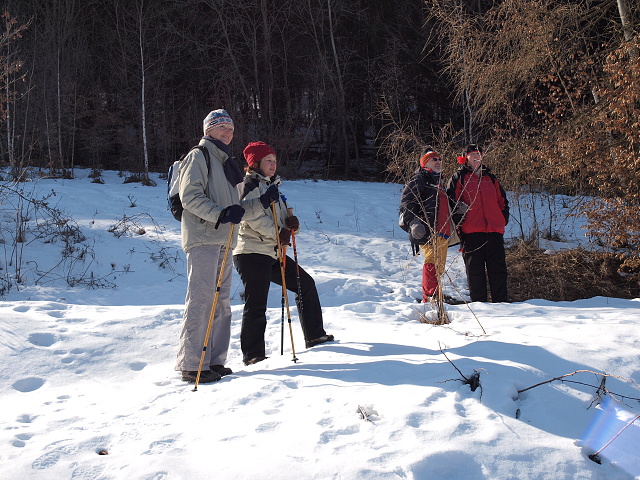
top-left (233, 141), bottom-right (334, 366)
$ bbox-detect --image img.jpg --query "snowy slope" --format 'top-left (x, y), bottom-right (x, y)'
top-left (1, 170), bottom-right (639, 480)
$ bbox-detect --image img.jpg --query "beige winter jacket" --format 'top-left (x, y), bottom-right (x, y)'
top-left (179, 138), bottom-right (240, 252)
top-left (233, 171), bottom-right (296, 260)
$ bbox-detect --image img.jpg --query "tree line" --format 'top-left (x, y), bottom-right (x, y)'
top-left (1, 0), bottom-right (639, 271)
top-left (0, 0), bottom-right (452, 181)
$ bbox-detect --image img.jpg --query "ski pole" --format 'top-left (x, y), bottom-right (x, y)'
top-left (288, 208), bottom-right (307, 340)
top-left (280, 252), bottom-right (286, 355)
top-left (193, 224), bottom-right (235, 391)
top-left (279, 197), bottom-right (288, 355)
top-left (271, 202), bottom-right (298, 363)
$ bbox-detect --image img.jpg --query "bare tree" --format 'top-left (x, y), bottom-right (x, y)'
top-left (1, 11), bottom-right (29, 180)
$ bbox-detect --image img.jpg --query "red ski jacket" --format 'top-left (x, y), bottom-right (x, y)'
top-left (446, 165), bottom-right (509, 235)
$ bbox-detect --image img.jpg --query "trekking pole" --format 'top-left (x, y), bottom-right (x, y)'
top-left (288, 208), bottom-right (307, 340)
top-left (279, 197), bottom-right (288, 355)
top-left (271, 202), bottom-right (298, 363)
top-left (280, 253), bottom-right (286, 355)
top-left (193, 224), bottom-right (235, 391)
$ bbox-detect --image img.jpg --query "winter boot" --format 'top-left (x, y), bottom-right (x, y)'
top-left (306, 334), bottom-right (335, 348)
top-left (210, 365), bottom-right (233, 376)
top-left (181, 370), bottom-right (222, 383)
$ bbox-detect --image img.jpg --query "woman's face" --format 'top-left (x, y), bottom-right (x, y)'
top-left (259, 154), bottom-right (277, 177)
top-left (208, 125), bottom-right (234, 145)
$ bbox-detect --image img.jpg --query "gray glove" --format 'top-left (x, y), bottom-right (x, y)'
top-left (410, 220), bottom-right (427, 240)
top-left (455, 201), bottom-right (469, 215)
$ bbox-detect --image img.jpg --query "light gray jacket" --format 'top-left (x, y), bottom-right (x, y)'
top-left (233, 171), bottom-right (294, 259)
top-left (178, 138), bottom-right (239, 252)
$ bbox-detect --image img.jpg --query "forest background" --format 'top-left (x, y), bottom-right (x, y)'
top-left (0, 0), bottom-right (639, 293)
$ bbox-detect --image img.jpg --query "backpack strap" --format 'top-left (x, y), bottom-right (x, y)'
top-left (193, 145), bottom-right (210, 175)
top-left (458, 167), bottom-right (497, 189)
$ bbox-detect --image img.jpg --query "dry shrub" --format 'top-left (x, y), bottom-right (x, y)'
top-left (506, 241), bottom-right (640, 302)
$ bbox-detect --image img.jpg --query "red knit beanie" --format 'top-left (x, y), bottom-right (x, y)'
top-left (419, 149), bottom-right (441, 168)
top-left (243, 141), bottom-right (276, 168)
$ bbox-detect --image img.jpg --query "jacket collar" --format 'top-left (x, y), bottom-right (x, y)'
top-left (247, 169), bottom-right (281, 187)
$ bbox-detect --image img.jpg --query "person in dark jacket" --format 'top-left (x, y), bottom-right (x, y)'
top-left (233, 141), bottom-right (334, 366)
top-left (399, 147), bottom-right (453, 303)
top-left (446, 144), bottom-right (510, 303)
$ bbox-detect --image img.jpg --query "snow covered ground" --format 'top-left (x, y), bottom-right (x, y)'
top-left (1, 169), bottom-right (639, 480)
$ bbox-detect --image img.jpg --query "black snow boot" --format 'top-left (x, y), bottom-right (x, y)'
top-left (306, 334), bottom-right (335, 348)
top-left (181, 370), bottom-right (222, 383)
top-left (210, 365), bottom-right (233, 376)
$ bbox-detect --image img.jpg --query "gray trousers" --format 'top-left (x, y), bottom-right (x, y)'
top-left (175, 244), bottom-right (233, 371)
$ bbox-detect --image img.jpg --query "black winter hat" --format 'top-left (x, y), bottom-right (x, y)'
top-left (466, 144), bottom-right (482, 155)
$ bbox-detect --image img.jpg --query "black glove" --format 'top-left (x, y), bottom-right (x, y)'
top-left (409, 219), bottom-right (427, 240)
top-left (278, 228), bottom-right (291, 246)
top-left (218, 204), bottom-right (245, 225)
top-left (285, 215), bottom-right (299, 230)
top-left (259, 184), bottom-right (279, 209)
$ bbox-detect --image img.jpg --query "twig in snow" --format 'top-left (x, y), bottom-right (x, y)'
top-left (517, 370), bottom-right (640, 407)
top-left (439, 342), bottom-right (482, 393)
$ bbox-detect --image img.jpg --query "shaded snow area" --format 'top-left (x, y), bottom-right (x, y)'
top-left (1, 170), bottom-right (639, 479)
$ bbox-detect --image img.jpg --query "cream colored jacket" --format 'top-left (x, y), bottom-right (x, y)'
top-left (233, 171), bottom-right (296, 260)
top-left (178, 138), bottom-right (239, 252)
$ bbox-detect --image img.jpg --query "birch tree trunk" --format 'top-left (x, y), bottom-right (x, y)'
top-left (138, 1), bottom-right (150, 183)
top-left (616, 0), bottom-right (637, 58)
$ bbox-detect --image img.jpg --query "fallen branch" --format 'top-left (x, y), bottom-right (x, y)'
top-left (439, 342), bottom-right (482, 393)
top-left (517, 370), bottom-right (640, 406)
top-left (357, 405), bottom-right (372, 422)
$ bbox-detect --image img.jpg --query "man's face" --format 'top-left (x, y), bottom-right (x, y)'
top-left (467, 151), bottom-right (482, 171)
top-left (425, 156), bottom-right (443, 173)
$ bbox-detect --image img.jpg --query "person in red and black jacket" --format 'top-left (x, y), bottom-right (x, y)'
top-left (446, 144), bottom-right (509, 303)
top-left (399, 147), bottom-right (453, 303)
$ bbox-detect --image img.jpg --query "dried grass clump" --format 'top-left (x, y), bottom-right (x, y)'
top-left (506, 241), bottom-right (640, 302)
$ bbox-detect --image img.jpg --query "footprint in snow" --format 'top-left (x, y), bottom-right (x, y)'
top-left (32, 441), bottom-right (76, 470)
top-left (256, 421), bottom-right (280, 433)
top-left (13, 377), bottom-right (45, 393)
top-left (129, 361), bottom-right (146, 371)
top-left (12, 433), bottom-right (33, 447)
top-left (28, 332), bottom-right (57, 347)
top-left (143, 438), bottom-right (177, 455)
top-left (319, 424), bottom-right (360, 444)
top-left (17, 413), bottom-right (37, 423)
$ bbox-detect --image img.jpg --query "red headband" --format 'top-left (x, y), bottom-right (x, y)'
top-left (420, 151), bottom-right (441, 168)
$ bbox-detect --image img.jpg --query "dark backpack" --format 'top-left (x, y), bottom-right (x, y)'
top-left (167, 146), bottom-right (210, 221)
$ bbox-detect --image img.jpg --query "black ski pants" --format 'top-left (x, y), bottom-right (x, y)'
top-left (233, 253), bottom-right (326, 363)
top-left (461, 232), bottom-right (508, 303)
